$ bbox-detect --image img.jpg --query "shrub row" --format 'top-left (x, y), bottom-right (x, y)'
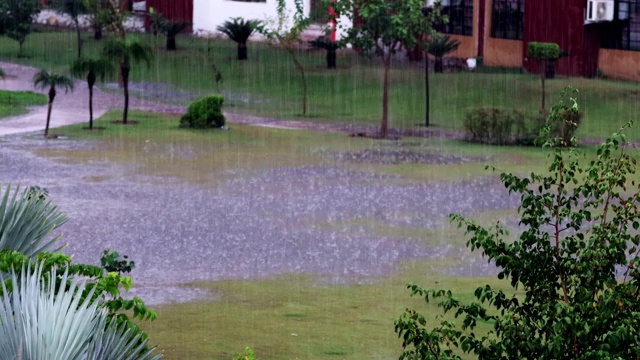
top-left (463, 107), bottom-right (581, 146)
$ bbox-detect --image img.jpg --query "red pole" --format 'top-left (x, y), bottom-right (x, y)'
top-left (329, 2), bottom-right (337, 41)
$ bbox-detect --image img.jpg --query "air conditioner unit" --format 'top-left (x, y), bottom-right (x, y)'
top-left (586, 0), bottom-right (614, 23)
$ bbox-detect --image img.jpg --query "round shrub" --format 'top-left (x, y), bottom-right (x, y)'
top-left (179, 95), bottom-right (226, 129)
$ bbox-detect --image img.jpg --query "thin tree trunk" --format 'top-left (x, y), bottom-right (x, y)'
top-left (44, 102), bottom-right (53, 137)
top-left (424, 50), bottom-right (430, 127)
top-left (381, 52), bottom-right (391, 138)
top-left (89, 86), bottom-right (94, 130)
top-left (540, 62), bottom-right (546, 112)
top-left (75, 20), bottom-right (82, 59)
top-left (94, 22), bottom-right (102, 40)
top-left (122, 64), bottom-right (130, 124)
top-left (18, 40), bottom-right (24, 57)
top-left (290, 49), bottom-right (307, 116)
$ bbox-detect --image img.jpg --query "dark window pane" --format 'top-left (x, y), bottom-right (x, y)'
top-left (491, 0), bottom-right (524, 40)
top-left (434, 0), bottom-right (473, 36)
top-left (602, 0), bottom-right (640, 51)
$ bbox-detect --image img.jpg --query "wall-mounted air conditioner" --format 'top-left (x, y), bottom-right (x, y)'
top-left (586, 0), bottom-right (614, 23)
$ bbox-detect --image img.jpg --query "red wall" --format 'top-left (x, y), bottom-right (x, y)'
top-left (523, 0), bottom-right (599, 77)
top-left (146, 0), bottom-right (193, 22)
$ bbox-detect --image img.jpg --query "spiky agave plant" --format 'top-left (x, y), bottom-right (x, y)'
top-left (217, 17), bottom-right (260, 60)
top-left (426, 35), bottom-right (461, 73)
top-left (0, 184), bottom-right (67, 258)
top-left (0, 264), bottom-right (162, 360)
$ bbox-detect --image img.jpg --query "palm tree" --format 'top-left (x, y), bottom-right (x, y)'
top-left (151, 12), bottom-right (190, 51)
top-left (71, 57), bottom-right (114, 130)
top-left (309, 36), bottom-right (340, 69)
top-left (102, 38), bottom-right (153, 125)
top-left (426, 35), bottom-right (461, 73)
top-left (217, 18), bottom-right (260, 60)
top-left (32, 70), bottom-right (74, 138)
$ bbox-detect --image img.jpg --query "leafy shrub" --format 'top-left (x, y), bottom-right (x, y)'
top-left (462, 108), bottom-right (527, 145)
top-left (396, 98), bottom-right (640, 358)
top-left (179, 95), bottom-right (226, 129)
top-left (464, 89), bottom-right (582, 147)
top-left (527, 41), bottom-right (560, 60)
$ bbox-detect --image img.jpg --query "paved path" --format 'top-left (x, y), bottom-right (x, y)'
top-left (0, 61), bottom-right (185, 136)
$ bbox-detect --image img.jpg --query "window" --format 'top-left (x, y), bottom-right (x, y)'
top-left (435, 0), bottom-right (474, 36)
top-left (491, 0), bottom-right (524, 40)
top-left (601, 0), bottom-right (640, 51)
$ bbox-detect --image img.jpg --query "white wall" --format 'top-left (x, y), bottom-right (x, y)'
top-left (193, 0), bottom-right (310, 37)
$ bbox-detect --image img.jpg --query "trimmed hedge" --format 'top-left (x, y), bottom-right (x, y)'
top-left (179, 95), bottom-right (226, 129)
top-left (463, 107), bottom-right (582, 146)
top-left (527, 42), bottom-right (561, 60)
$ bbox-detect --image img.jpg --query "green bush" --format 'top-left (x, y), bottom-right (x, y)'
top-left (179, 95), bottom-right (226, 129)
top-left (527, 42), bottom-right (561, 60)
top-left (463, 104), bottom-right (582, 147)
top-left (463, 108), bottom-right (527, 145)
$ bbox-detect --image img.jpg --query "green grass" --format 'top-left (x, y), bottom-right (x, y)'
top-left (43, 111), bottom-right (640, 360)
top-left (3, 31), bottom-right (640, 140)
top-left (0, 89), bottom-right (46, 118)
top-left (142, 267), bottom-right (511, 360)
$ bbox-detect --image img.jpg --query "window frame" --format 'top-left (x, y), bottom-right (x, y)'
top-left (435, 0), bottom-right (474, 36)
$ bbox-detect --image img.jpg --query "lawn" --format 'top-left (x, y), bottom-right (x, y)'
top-left (40, 111), bottom-right (640, 359)
top-left (0, 89), bottom-right (46, 118)
top-left (2, 31), bottom-right (640, 140)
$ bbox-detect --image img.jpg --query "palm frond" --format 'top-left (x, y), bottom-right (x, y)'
top-left (217, 18), bottom-right (260, 44)
top-left (0, 184), bottom-right (67, 258)
top-left (103, 39), bottom-right (154, 66)
top-left (0, 264), bottom-right (103, 360)
top-left (426, 35), bottom-right (461, 58)
top-left (32, 69), bottom-right (75, 93)
top-left (71, 57), bottom-right (114, 81)
top-left (87, 317), bottom-right (162, 360)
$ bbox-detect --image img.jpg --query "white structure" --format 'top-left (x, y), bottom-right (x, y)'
top-left (192, 0), bottom-right (351, 40)
top-left (193, 0), bottom-right (308, 37)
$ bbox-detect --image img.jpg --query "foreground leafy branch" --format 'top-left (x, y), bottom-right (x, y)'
top-left (396, 97), bottom-right (640, 359)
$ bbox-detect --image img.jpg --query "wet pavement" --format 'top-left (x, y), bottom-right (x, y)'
top-left (0, 62), bottom-right (519, 305)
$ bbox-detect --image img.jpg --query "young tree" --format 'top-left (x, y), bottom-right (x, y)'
top-left (71, 57), bottom-right (114, 130)
top-left (395, 95), bottom-right (640, 359)
top-left (217, 17), bottom-right (260, 60)
top-left (32, 70), bottom-right (74, 138)
top-left (82, 0), bottom-right (126, 40)
top-left (257, 0), bottom-right (312, 116)
top-left (102, 38), bottom-right (153, 124)
top-left (528, 42), bottom-right (561, 113)
top-left (333, 0), bottom-right (442, 137)
top-left (0, 0), bottom-right (41, 56)
top-left (151, 12), bottom-right (190, 51)
top-left (51, 0), bottom-right (88, 58)
top-left (426, 34), bottom-right (460, 73)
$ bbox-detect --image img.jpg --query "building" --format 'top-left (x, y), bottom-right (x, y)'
top-left (438, 0), bottom-right (640, 81)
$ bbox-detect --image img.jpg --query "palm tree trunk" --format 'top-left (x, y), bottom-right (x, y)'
top-left (434, 57), bottom-right (443, 73)
top-left (238, 43), bottom-right (248, 60)
top-left (327, 48), bottom-right (336, 69)
top-left (381, 52), bottom-right (391, 138)
top-left (44, 102), bottom-right (53, 137)
top-left (89, 85), bottom-right (94, 130)
top-left (166, 36), bottom-right (177, 51)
